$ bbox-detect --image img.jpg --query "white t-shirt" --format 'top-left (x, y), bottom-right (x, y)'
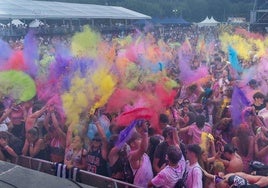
top-left (258, 108), bottom-right (268, 127)
top-left (151, 156), bottom-right (186, 188)
top-left (185, 162), bottom-right (203, 188)
top-left (132, 154), bottom-right (153, 187)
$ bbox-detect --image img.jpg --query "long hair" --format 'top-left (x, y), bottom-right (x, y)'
top-left (28, 127), bottom-right (40, 139)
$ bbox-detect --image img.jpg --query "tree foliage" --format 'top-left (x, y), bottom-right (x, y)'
top-left (37, 0), bottom-right (254, 22)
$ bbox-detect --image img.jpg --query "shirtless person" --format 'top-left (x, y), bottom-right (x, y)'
top-left (202, 169), bottom-right (268, 188)
top-left (215, 143), bottom-right (243, 173)
top-left (226, 172), bottom-right (268, 188)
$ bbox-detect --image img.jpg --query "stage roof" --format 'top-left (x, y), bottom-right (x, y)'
top-left (0, 0), bottom-right (151, 20)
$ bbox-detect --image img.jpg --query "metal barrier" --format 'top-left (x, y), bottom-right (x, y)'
top-left (11, 156), bottom-right (142, 188)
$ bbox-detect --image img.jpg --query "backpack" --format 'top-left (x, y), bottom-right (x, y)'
top-left (174, 168), bottom-right (188, 188)
top-left (175, 166), bottom-right (204, 188)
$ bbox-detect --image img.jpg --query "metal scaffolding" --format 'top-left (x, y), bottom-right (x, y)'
top-left (250, 0), bottom-right (268, 32)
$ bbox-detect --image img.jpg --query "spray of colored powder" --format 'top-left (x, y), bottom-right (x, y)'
top-left (61, 76), bottom-right (93, 125)
top-left (0, 40), bottom-right (12, 65)
top-left (106, 88), bottom-right (138, 114)
top-left (123, 63), bottom-right (142, 89)
top-left (71, 26), bottom-right (101, 58)
top-left (6, 51), bottom-right (26, 71)
top-left (39, 54), bottom-right (54, 76)
top-left (200, 132), bottom-right (214, 152)
top-left (23, 31), bottom-right (39, 78)
top-left (219, 32), bottom-right (265, 61)
top-left (0, 70), bottom-right (36, 102)
top-left (89, 68), bottom-right (118, 114)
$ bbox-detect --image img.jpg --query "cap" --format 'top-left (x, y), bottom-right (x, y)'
top-left (227, 175), bottom-right (248, 187)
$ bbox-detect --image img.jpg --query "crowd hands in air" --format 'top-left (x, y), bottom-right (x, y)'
top-left (0, 26), bottom-right (268, 188)
top-left (1, 81), bottom-right (268, 188)
top-left (1, 95), bottom-right (268, 188)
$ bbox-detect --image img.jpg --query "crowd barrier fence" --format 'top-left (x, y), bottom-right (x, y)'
top-left (10, 156), bottom-right (142, 188)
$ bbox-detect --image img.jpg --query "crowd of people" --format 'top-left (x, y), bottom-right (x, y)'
top-left (0, 24), bottom-right (268, 188)
top-left (0, 20), bottom-right (135, 39)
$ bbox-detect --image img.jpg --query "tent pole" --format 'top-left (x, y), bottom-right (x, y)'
top-left (9, 18), bottom-right (12, 37)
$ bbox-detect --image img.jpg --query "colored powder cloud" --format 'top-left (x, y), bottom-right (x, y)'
top-left (71, 26), bottom-right (101, 58)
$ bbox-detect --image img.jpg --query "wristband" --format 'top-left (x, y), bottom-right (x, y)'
top-left (4, 145), bottom-right (9, 149)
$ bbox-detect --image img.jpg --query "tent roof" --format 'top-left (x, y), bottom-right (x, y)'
top-left (0, 0), bottom-right (151, 20)
top-left (29, 19), bottom-right (44, 27)
top-left (210, 16), bottom-right (220, 23)
top-left (153, 17), bottom-right (190, 25)
top-left (10, 19), bottom-right (26, 26)
top-left (198, 16), bottom-right (220, 27)
top-left (134, 17), bottom-right (190, 25)
top-left (199, 16), bottom-right (210, 23)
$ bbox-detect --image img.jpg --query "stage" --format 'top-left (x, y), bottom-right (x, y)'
top-left (0, 161), bottom-right (94, 188)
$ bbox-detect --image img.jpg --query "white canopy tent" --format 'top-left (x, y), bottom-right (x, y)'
top-left (0, 0), bottom-right (151, 20)
top-left (29, 19), bottom-right (44, 28)
top-left (198, 16), bottom-right (220, 27)
top-left (8, 19), bottom-right (27, 26)
top-left (210, 17), bottom-right (220, 24)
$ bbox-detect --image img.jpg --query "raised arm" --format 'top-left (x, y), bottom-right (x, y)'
top-left (43, 112), bottom-right (50, 132)
top-left (108, 146), bottom-right (120, 166)
top-left (254, 133), bottom-right (268, 159)
top-left (128, 121), bottom-right (148, 163)
top-left (31, 105), bottom-right (47, 119)
top-left (25, 105), bottom-right (47, 131)
top-left (51, 109), bottom-right (66, 141)
top-left (171, 126), bottom-right (181, 148)
top-left (66, 123), bottom-right (74, 148)
top-left (94, 117), bottom-right (108, 160)
top-left (0, 107), bottom-right (12, 124)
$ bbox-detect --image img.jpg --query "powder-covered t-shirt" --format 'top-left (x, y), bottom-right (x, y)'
top-left (151, 156), bottom-right (186, 188)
